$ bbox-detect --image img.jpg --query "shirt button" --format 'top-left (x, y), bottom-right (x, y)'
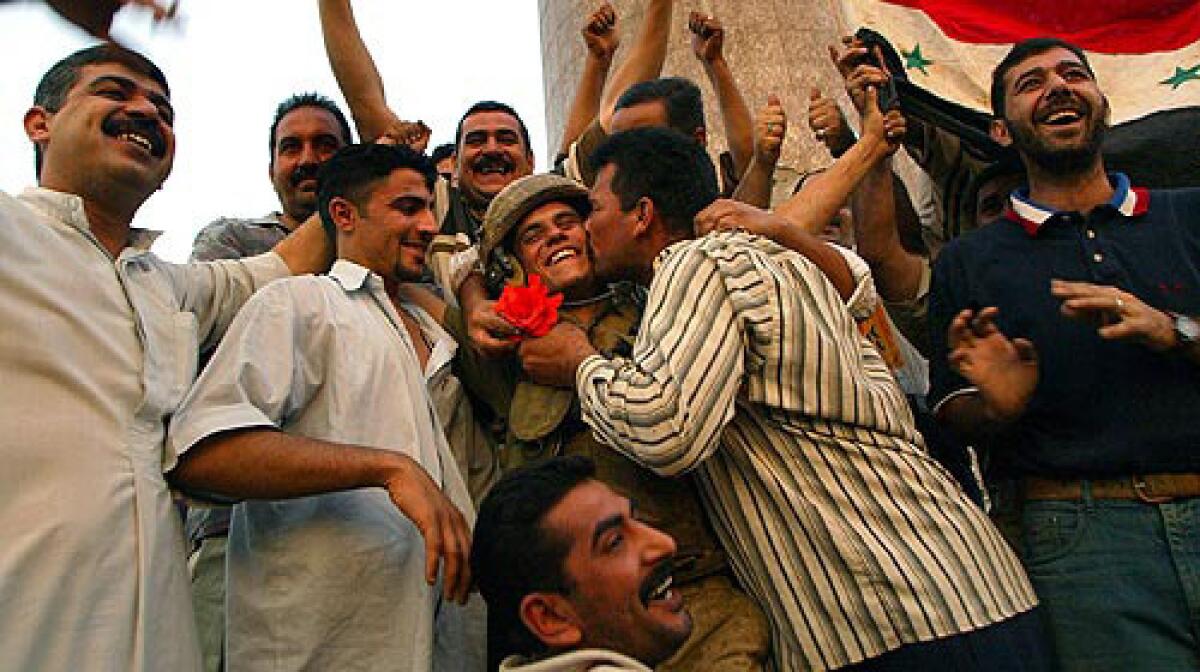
top-left (1086, 229), bottom-right (1096, 239)
top-left (1093, 252), bottom-right (1104, 263)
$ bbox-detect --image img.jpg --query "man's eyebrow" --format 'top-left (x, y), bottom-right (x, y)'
top-left (1013, 67), bottom-right (1044, 86)
top-left (88, 75), bottom-right (174, 117)
top-left (391, 192), bottom-right (431, 204)
top-left (591, 512), bottom-right (625, 552)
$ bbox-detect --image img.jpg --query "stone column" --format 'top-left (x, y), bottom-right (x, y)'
top-left (539, 0), bottom-right (853, 176)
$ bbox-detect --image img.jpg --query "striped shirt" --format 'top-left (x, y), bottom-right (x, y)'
top-left (577, 232), bottom-right (1036, 671)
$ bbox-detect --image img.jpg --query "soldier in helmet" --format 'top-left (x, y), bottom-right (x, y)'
top-left (445, 173), bottom-right (771, 672)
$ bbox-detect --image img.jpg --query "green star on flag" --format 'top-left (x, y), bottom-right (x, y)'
top-left (902, 44), bottom-right (933, 75)
top-left (1160, 64), bottom-right (1200, 90)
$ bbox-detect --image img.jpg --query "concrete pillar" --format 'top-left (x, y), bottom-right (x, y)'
top-left (539, 0), bottom-right (852, 176)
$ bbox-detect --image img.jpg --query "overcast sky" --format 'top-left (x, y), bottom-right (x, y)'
top-left (0, 1), bottom-right (548, 261)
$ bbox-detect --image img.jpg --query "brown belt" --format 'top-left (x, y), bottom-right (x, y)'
top-left (1023, 474), bottom-right (1200, 503)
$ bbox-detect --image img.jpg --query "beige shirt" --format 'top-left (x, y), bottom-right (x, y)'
top-left (0, 188), bottom-right (288, 671)
top-left (168, 261), bottom-right (482, 671)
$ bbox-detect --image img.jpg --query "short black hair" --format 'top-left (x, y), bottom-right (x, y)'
top-left (990, 38), bottom-right (1094, 119)
top-left (590, 127), bottom-right (719, 237)
top-left (471, 456), bottom-right (597, 658)
top-left (32, 44), bottom-right (169, 178)
top-left (454, 100), bottom-right (532, 154)
top-left (430, 142), bottom-right (456, 165)
top-left (269, 93), bottom-right (353, 166)
top-left (614, 77), bottom-right (706, 138)
top-left (316, 143), bottom-right (436, 242)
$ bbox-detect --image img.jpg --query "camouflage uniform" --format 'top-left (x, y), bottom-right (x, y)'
top-left (461, 174), bottom-right (771, 671)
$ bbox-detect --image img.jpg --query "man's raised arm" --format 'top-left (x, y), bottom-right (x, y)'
top-left (318, 0), bottom-right (427, 147)
top-left (597, 0), bottom-right (673, 132)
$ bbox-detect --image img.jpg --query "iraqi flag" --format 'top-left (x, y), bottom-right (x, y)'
top-left (837, 0), bottom-right (1200, 188)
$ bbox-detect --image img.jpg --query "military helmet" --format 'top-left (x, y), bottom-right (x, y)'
top-left (479, 173), bottom-right (591, 295)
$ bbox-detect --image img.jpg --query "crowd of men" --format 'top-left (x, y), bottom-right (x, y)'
top-left (2, 1), bottom-right (1199, 671)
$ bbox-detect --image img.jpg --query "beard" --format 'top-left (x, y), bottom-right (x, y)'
top-left (1006, 101), bottom-right (1107, 177)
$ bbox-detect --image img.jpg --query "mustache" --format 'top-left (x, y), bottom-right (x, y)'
top-left (471, 154), bottom-right (515, 173)
top-left (1037, 90), bottom-right (1091, 121)
top-left (100, 115), bottom-right (167, 158)
top-left (638, 558), bottom-right (676, 606)
top-left (290, 163), bottom-right (321, 187)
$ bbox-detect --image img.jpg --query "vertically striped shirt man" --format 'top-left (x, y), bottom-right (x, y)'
top-left (577, 231), bottom-right (1037, 671)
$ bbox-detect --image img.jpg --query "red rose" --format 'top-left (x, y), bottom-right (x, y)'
top-left (495, 274), bottom-right (563, 338)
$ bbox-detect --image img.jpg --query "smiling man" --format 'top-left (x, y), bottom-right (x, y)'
top-left (440, 101), bottom-right (536, 243)
top-left (930, 37), bottom-right (1200, 671)
top-left (183, 91), bottom-right (353, 672)
top-left (518, 121), bottom-right (1047, 671)
top-left (472, 455), bottom-right (691, 672)
top-left (454, 173), bottom-right (770, 672)
top-left (167, 143), bottom-right (480, 671)
top-left (191, 93), bottom-right (353, 260)
top-left (317, 0), bottom-right (534, 245)
top-left (0, 44), bottom-right (331, 671)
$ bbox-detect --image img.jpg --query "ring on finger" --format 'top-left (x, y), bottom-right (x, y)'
top-left (1114, 296), bottom-right (1125, 311)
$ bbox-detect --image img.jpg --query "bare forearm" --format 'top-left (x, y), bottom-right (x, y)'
top-left (849, 160), bottom-right (925, 301)
top-left (319, 0), bottom-right (392, 141)
top-left (731, 157), bottom-right (774, 208)
top-left (171, 427), bottom-right (408, 501)
top-left (560, 55), bottom-right (612, 156)
top-left (776, 137), bottom-right (885, 236)
top-left (599, 0), bottom-right (672, 131)
top-left (704, 57), bottom-right (753, 177)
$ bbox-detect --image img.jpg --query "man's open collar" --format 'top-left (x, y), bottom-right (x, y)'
top-left (328, 259), bottom-right (375, 291)
top-left (20, 187), bottom-right (162, 250)
top-left (1003, 173), bottom-right (1149, 236)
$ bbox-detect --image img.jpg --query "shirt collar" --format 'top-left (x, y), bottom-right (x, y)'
top-left (19, 187), bottom-right (162, 250)
top-left (652, 238), bottom-right (694, 274)
top-left (328, 259), bottom-right (375, 291)
top-left (1004, 172), bottom-right (1150, 236)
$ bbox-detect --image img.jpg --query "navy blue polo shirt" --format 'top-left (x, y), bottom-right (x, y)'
top-left (929, 173), bottom-right (1200, 478)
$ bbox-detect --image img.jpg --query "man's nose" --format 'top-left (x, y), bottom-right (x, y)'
top-left (124, 93), bottom-right (162, 122)
top-left (638, 519), bottom-right (678, 563)
top-left (298, 143), bottom-right (322, 167)
top-left (482, 134), bottom-right (504, 154)
top-left (1045, 71), bottom-right (1072, 95)
top-left (417, 211), bottom-right (439, 236)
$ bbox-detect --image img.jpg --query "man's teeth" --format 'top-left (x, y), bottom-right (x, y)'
top-left (1044, 111), bottom-right (1081, 125)
top-left (548, 249), bottom-right (578, 265)
top-left (479, 165), bottom-right (510, 175)
top-left (648, 575), bottom-right (673, 601)
top-left (119, 132), bottom-right (153, 152)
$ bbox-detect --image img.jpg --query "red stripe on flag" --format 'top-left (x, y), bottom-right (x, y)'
top-left (881, 0), bottom-right (1200, 54)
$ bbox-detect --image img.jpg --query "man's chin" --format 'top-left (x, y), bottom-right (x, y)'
top-left (640, 612), bottom-right (693, 667)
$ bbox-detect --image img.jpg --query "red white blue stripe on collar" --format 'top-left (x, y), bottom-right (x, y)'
top-left (1004, 173), bottom-right (1150, 236)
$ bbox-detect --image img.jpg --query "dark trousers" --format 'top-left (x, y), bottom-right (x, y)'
top-left (840, 609), bottom-right (1052, 672)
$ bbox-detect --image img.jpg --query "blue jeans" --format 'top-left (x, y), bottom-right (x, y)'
top-left (1020, 492), bottom-right (1200, 672)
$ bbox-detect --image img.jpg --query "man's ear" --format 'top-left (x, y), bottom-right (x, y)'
top-left (693, 126), bottom-right (708, 148)
top-left (519, 593), bottom-right (583, 650)
top-left (24, 106), bottom-right (51, 145)
top-left (328, 197), bottom-right (358, 234)
top-left (989, 119), bottom-right (1012, 147)
top-left (632, 197), bottom-right (655, 238)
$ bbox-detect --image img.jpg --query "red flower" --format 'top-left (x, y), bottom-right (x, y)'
top-left (495, 274), bottom-right (563, 338)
